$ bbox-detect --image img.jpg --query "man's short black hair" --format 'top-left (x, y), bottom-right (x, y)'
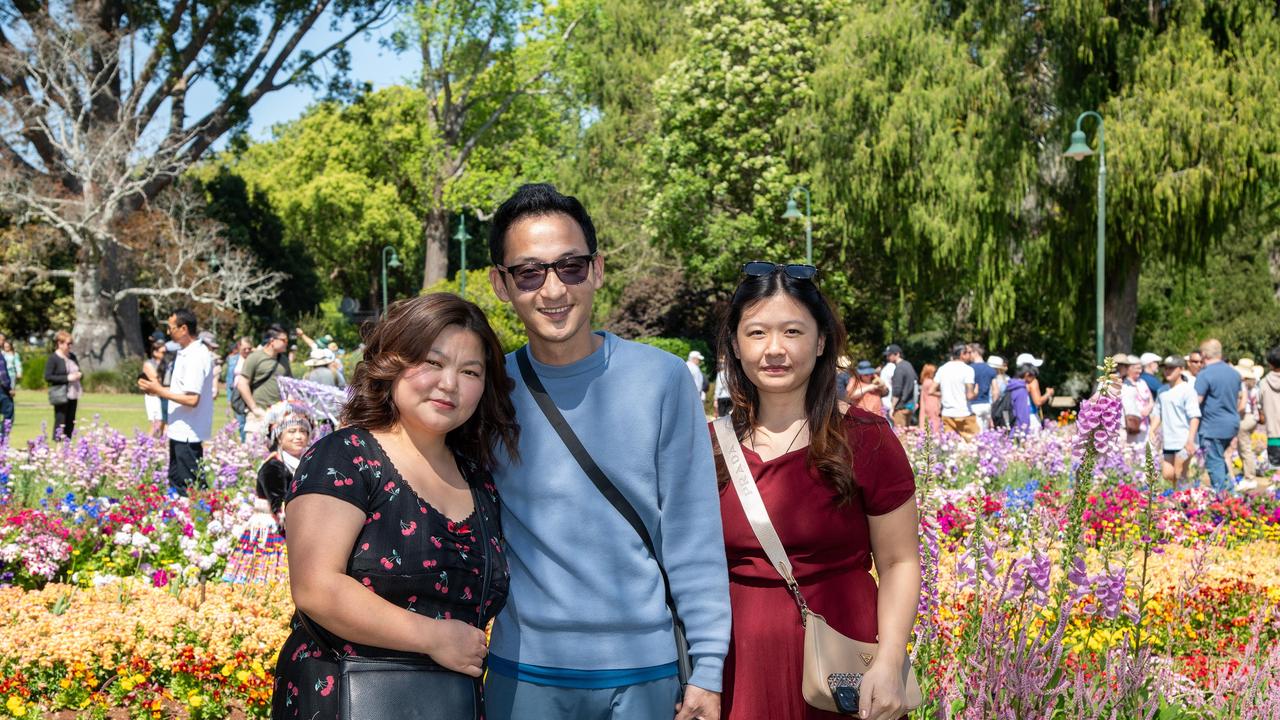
top-left (264, 323), bottom-right (288, 343)
top-left (170, 308), bottom-right (198, 336)
top-left (488, 183), bottom-right (597, 266)
top-left (1267, 345), bottom-right (1280, 370)
top-left (950, 343), bottom-right (968, 359)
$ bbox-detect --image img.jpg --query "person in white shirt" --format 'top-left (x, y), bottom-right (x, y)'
top-left (1118, 354), bottom-right (1153, 448)
top-left (138, 308), bottom-right (215, 496)
top-left (935, 343), bottom-right (978, 440)
top-left (687, 350), bottom-right (707, 402)
top-left (714, 358), bottom-right (732, 418)
top-left (1148, 355), bottom-right (1200, 486)
top-left (878, 357), bottom-right (895, 415)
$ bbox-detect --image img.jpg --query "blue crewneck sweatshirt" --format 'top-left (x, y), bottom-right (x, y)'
top-left (489, 332), bottom-right (731, 692)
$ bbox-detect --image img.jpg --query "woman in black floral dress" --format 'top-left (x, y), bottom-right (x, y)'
top-left (272, 294), bottom-right (519, 719)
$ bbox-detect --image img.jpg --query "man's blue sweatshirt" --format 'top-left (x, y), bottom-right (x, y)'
top-left (488, 332), bottom-right (731, 692)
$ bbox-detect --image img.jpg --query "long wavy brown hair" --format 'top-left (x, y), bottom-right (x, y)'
top-left (341, 293), bottom-right (519, 471)
top-left (715, 269), bottom-right (858, 504)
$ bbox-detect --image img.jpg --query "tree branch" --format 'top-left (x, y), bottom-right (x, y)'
top-left (449, 15), bottom-right (580, 176)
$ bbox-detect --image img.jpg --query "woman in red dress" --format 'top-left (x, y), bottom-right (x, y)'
top-left (712, 262), bottom-right (921, 720)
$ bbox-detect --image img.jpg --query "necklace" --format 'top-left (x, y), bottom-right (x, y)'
top-left (749, 420), bottom-right (809, 457)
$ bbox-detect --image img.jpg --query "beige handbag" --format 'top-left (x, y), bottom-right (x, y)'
top-left (713, 417), bottom-right (922, 714)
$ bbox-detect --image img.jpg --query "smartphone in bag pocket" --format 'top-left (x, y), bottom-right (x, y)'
top-left (828, 673), bottom-right (862, 715)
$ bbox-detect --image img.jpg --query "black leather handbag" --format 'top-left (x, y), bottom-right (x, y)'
top-left (298, 484), bottom-right (493, 720)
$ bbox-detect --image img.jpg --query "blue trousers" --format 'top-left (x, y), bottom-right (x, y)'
top-left (1200, 436), bottom-right (1233, 492)
top-left (0, 392), bottom-right (12, 435)
top-left (484, 672), bottom-right (680, 720)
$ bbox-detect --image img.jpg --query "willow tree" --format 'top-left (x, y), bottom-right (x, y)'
top-left (799, 0), bottom-right (1034, 338)
top-left (0, 0), bottom-right (394, 369)
top-left (803, 0), bottom-right (1280, 351)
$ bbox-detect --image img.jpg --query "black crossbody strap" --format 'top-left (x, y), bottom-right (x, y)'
top-left (515, 346), bottom-right (691, 685)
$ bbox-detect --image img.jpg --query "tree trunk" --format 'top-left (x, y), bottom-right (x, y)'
top-left (1104, 246), bottom-right (1140, 355)
top-left (422, 204), bottom-right (449, 291)
top-left (72, 245), bottom-right (144, 372)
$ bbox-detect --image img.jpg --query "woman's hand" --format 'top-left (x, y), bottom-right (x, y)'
top-left (856, 659), bottom-right (905, 720)
top-left (68, 371), bottom-right (82, 382)
top-left (421, 618), bottom-right (489, 677)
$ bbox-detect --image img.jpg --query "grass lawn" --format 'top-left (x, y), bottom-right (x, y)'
top-left (4, 390), bottom-right (240, 446)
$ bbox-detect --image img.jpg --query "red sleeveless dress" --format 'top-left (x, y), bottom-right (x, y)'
top-left (714, 408), bottom-right (916, 720)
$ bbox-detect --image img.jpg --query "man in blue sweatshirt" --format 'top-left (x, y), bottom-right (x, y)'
top-left (484, 184), bottom-right (730, 720)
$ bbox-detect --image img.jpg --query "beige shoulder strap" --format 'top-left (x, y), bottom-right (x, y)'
top-left (712, 416), bottom-right (799, 587)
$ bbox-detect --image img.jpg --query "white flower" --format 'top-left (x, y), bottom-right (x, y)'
top-left (207, 519), bottom-right (225, 535)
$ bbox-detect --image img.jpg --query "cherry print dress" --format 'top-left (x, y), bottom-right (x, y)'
top-left (715, 408), bottom-right (916, 720)
top-left (271, 427), bottom-right (508, 718)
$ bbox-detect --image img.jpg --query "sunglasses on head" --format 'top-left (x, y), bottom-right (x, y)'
top-left (741, 261), bottom-right (818, 281)
top-left (498, 254), bottom-right (596, 292)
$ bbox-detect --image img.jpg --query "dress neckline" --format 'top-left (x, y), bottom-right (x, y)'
top-left (362, 430), bottom-right (479, 526)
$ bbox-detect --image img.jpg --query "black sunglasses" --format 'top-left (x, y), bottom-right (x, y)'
top-left (741, 261), bottom-right (818, 281)
top-left (499, 254), bottom-right (596, 292)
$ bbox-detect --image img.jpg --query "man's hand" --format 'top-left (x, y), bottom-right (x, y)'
top-left (252, 406), bottom-right (267, 419)
top-left (137, 378), bottom-right (162, 397)
top-left (674, 685), bottom-right (720, 720)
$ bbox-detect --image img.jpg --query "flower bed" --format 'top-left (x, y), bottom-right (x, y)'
top-left (1, 372), bottom-right (1279, 718)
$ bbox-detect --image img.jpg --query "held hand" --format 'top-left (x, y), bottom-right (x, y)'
top-left (251, 406), bottom-right (267, 419)
top-left (137, 378), bottom-right (159, 396)
top-left (69, 371), bottom-right (82, 382)
top-left (1184, 441), bottom-right (1197, 457)
top-left (674, 684), bottom-right (721, 720)
top-left (421, 618), bottom-right (489, 678)
top-left (857, 660), bottom-right (905, 720)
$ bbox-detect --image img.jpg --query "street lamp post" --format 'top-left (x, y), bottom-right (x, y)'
top-left (1063, 111), bottom-right (1106, 369)
top-left (381, 245), bottom-right (402, 315)
top-left (455, 216), bottom-right (472, 297)
top-left (781, 186), bottom-right (813, 265)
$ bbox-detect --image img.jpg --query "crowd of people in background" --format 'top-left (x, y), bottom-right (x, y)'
top-left (688, 334), bottom-right (1276, 493)
top-left (702, 340), bottom-right (1053, 443)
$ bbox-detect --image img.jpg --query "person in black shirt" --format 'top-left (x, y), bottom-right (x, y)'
top-left (884, 343), bottom-right (919, 428)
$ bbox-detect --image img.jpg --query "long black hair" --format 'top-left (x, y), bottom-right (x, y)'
top-left (715, 269), bottom-right (856, 504)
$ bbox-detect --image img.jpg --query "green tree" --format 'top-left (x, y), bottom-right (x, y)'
top-left (227, 78), bottom-right (569, 313)
top-left (801, 0), bottom-right (1280, 354)
top-left (396, 0), bottom-right (582, 289)
top-left (227, 87), bottom-right (428, 314)
top-left (424, 270), bottom-right (528, 352)
top-left (197, 168), bottom-right (323, 323)
top-left (0, 0), bottom-right (394, 369)
top-left (646, 0), bottom-right (846, 289)
top-left (799, 0), bottom-right (1033, 338)
top-left (556, 0), bottom-right (688, 313)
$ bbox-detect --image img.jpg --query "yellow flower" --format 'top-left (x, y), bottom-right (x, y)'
top-left (236, 669), bottom-right (250, 684)
top-left (220, 662), bottom-right (234, 676)
top-left (187, 692), bottom-right (204, 709)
